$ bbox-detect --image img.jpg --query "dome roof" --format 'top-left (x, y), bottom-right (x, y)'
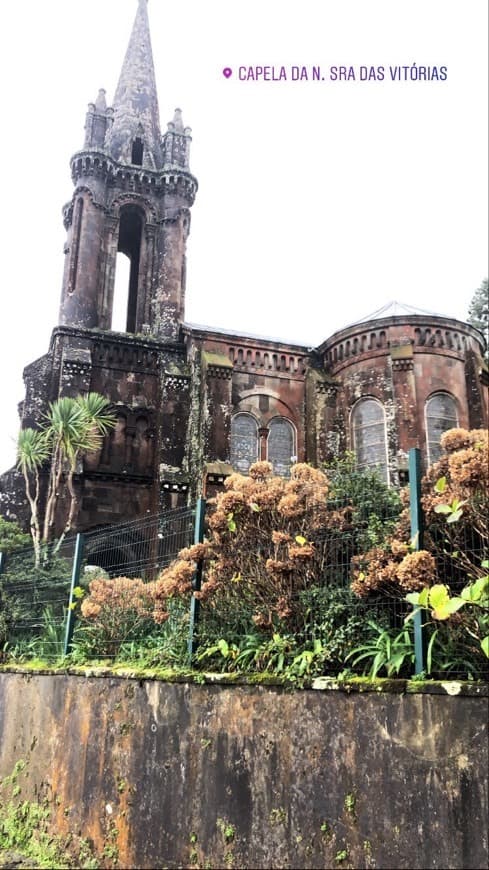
top-left (344, 300), bottom-right (446, 328)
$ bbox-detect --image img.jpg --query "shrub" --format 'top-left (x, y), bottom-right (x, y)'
top-left (79, 576), bottom-right (156, 657)
top-left (352, 429), bottom-right (488, 598)
top-left (153, 462), bottom-right (342, 632)
top-left (0, 517), bottom-right (30, 553)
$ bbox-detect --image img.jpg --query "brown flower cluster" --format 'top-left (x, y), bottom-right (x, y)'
top-left (396, 551), bottom-right (437, 591)
top-left (80, 576), bottom-right (156, 653)
top-left (351, 544), bottom-right (437, 597)
top-left (422, 428), bottom-right (488, 547)
top-left (152, 461), bottom-right (333, 629)
top-left (352, 428), bottom-right (488, 598)
top-left (81, 576), bottom-right (155, 620)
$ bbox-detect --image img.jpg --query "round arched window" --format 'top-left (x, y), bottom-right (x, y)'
top-left (351, 399), bottom-right (389, 482)
top-left (268, 417), bottom-right (295, 477)
top-left (230, 413), bottom-right (258, 474)
top-left (426, 393), bottom-right (458, 464)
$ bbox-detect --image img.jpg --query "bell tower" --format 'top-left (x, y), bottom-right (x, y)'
top-left (59, 0), bottom-right (197, 341)
top-left (0, 0), bottom-right (199, 531)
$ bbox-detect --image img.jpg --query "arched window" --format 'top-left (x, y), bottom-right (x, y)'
top-left (112, 206), bottom-right (144, 332)
top-left (268, 417), bottom-right (295, 477)
top-left (426, 393), bottom-right (458, 464)
top-left (131, 138), bottom-right (144, 166)
top-left (230, 414), bottom-right (258, 474)
top-left (352, 399), bottom-right (389, 482)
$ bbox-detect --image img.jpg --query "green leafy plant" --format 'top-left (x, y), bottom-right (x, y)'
top-left (30, 606), bottom-right (66, 660)
top-left (0, 517), bottom-right (30, 553)
top-left (406, 573), bottom-right (489, 659)
top-left (345, 621), bottom-right (416, 677)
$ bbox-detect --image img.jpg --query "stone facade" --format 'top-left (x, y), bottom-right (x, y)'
top-left (0, 1), bottom-right (487, 532)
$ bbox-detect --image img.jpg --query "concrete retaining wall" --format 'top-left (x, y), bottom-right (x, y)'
top-left (0, 670), bottom-right (487, 868)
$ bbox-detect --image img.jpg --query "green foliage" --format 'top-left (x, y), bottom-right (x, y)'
top-left (70, 597), bottom-right (189, 667)
top-left (0, 553), bottom-right (71, 658)
top-left (467, 278), bottom-right (489, 362)
top-left (0, 517), bottom-right (30, 553)
top-left (346, 621), bottom-right (416, 678)
top-left (217, 819), bottom-right (236, 843)
top-left (423, 624), bottom-right (487, 680)
top-left (0, 761), bottom-right (99, 869)
top-left (344, 792), bottom-right (356, 817)
top-left (407, 574), bottom-right (489, 660)
top-left (31, 607), bottom-right (66, 660)
top-left (433, 497), bottom-right (467, 524)
top-left (195, 587), bottom-right (395, 680)
top-left (325, 451), bottom-right (401, 550)
top-left (297, 585), bottom-right (390, 671)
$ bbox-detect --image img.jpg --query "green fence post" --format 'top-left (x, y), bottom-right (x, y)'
top-left (188, 498), bottom-right (206, 663)
top-left (0, 552), bottom-right (5, 577)
top-left (63, 533), bottom-right (85, 657)
top-left (408, 448), bottom-right (426, 675)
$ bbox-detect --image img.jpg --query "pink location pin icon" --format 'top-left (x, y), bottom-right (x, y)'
top-left (222, 68), bottom-right (232, 79)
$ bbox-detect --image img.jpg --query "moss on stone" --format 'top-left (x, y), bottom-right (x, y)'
top-left (0, 663), bottom-right (486, 696)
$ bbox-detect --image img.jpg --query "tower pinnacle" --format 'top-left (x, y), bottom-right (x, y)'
top-left (106, 0), bottom-right (162, 168)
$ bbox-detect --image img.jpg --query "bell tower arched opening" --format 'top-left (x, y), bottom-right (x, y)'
top-left (113, 206), bottom-right (144, 333)
top-left (131, 138), bottom-right (144, 166)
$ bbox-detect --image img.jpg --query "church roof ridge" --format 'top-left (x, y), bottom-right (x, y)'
top-left (183, 321), bottom-right (312, 349)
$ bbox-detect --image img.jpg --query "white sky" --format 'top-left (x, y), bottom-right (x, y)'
top-left (0, 0), bottom-right (487, 473)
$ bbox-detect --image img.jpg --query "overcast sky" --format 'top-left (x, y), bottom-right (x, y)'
top-left (0, 0), bottom-right (487, 472)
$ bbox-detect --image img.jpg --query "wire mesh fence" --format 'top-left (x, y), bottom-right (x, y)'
top-left (82, 506), bottom-right (196, 580)
top-left (0, 536), bottom-right (77, 660)
top-left (0, 506), bottom-right (195, 661)
top-left (0, 464), bottom-right (487, 680)
top-left (193, 499), bottom-right (412, 677)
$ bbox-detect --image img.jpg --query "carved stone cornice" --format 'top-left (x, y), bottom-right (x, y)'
top-left (207, 365), bottom-right (233, 380)
top-left (392, 358), bottom-right (414, 372)
top-left (70, 150), bottom-right (198, 204)
top-left (164, 374), bottom-right (191, 392)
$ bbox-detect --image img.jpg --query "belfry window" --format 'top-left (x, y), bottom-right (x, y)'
top-left (426, 393), bottom-right (458, 463)
top-left (268, 417), bottom-right (295, 477)
top-left (131, 138), bottom-right (144, 166)
top-left (352, 398), bottom-right (389, 482)
top-left (112, 206), bottom-right (144, 333)
top-left (230, 414), bottom-right (258, 474)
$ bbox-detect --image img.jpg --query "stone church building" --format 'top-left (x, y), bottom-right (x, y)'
top-left (1, 0), bottom-right (487, 532)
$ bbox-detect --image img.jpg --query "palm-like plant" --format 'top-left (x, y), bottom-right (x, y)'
top-left (17, 393), bottom-right (116, 565)
top-left (17, 428), bottom-right (50, 566)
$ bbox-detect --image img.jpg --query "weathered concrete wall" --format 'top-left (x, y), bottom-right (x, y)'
top-left (0, 672), bottom-right (487, 869)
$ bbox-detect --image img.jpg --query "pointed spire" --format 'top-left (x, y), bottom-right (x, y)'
top-left (172, 108), bottom-right (184, 132)
top-left (95, 89), bottom-right (107, 112)
top-left (106, 0), bottom-right (162, 168)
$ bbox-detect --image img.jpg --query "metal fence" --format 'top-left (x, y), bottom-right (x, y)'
top-left (0, 448), bottom-right (487, 679)
top-left (0, 506), bottom-right (195, 661)
top-left (0, 535), bottom-right (78, 660)
top-left (82, 506), bottom-right (196, 579)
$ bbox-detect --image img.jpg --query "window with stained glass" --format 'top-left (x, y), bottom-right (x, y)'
top-left (230, 413), bottom-right (258, 473)
top-left (268, 417), bottom-right (295, 477)
top-left (352, 399), bottom-right (389, 482)
top-left (426, 393), bottom-right (458, 464)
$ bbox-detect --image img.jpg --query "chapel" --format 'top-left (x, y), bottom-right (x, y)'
top-left (1, 0), bottom-right (487, 532)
